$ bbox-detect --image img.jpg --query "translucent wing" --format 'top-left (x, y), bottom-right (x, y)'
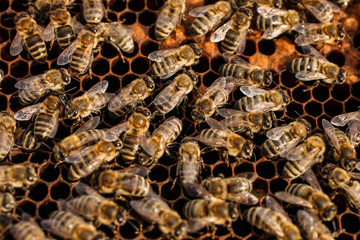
top-left (130, 199), bottom-right (162, 223)
top-left (301, 45), bottom-right (329, 63)
top-left (10, 32), bottom-right (23, 56)
top-left (294, 23), bottom-right (323, 33)
top-left (182, 182), bottom-right (216, 200)
top-left (206, 117), bottom-right (229, 131)
top-left (101, 23), bottom-right (134, 37)
top-left (210, 19), bottom-right (233, 42)
top-left (331, 111), bottom-right (360, 127)
top-left (348, 171), bottom-right (360, 180)
top-left (77, 42), bottom-right (94, 75)
top-left (266, 124), bottom-right (292, 140)
top-left (108, 84), bottom-right (139, 113)
top-left (153, 81), bottom-right (187, 107)
top-left (327, 0), bottom-right (341, 11)
top-left (275, 191), bottom-right (313, 208)
top-left (338, 182), bottom-right (360, 205)
top-left (73, 116), bottom-right (101, 135)
top-left (57, 40), bottom-right (78, 65)
top-left (70, 18), bottom-right (84, 34)
top-left (195, 130), bottom-right (233, 149)
top-left (303, 169), bottom-right (322, 192)
top-left (322, 119), bottom-right (340, 151)
top-left (297, 210), bottom-right (318, 238)
top-left (65, 144), bottom-right (102, 164)
top-left (295, 31), bottom-right (330, 45)
top-left (156, 5), bottom-right (182, 29)
top-left (236, 171), bottom-right (257, 182)
top-left (48, 109), bottom-right (60, 138)
top-left (85, 80), bottom-right (109, 95)
top-left (235, 28), bottom-right (248, 55)
top-left (348, 120), bottom-right (360, 146)
top-left (278, 137), bottom-right (302, 158)
top-left (234, 192), bottom-right (259, 205)
top-left (189, 5), bottom-right (214, 17)
top-left (228, 55), bottom-right (252, 67)
top-left (0, 130), bottom-right (12, 157)
top-left (15, 74), bottom-right (44, 89)
top-left (286, 143), bottom-right (321, 162)
top-left (203, 77), bottom-right (227, 98)
top-left (257, 6), bottom-right (288, 18)
top-left (263, 25), bottom-right (290, 39)
top-left (148, 48), bottom-right (179, 62)
top-left (304, 1), bottom-right (334, 23)
top-left (158, 59), bottom-right (187, 79)
top-left (103, 121), bottom-right (130, 141)
top-left (295, 71), bottom-right (328, 81)
top-left (217, 108), bottom-right (248, 118)
top-left (43, 22), bottom-right (55, 41)
top-left (14, 102), bottom-right (44, 121)
top-left (240, 86), bottom-right (268, 97)
top-left (265, 196), bottom-right (289, 220)
top-left (251, 207), bottom-right (285, 237)
top-left (88, 93), bottom-right (115, 110)
top-left (75, 182), bottom-right (105, 200)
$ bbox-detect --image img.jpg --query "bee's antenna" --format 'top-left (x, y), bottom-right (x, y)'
top-left (40, 142), bottom-right (53, 151)
top-left (294, 110), bottom-right (301, 118)
top-left (273, 69), bottom-right (286, 77)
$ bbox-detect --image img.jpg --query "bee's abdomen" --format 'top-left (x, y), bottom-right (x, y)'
top-left (151, 55), bottom-right (177, 77)
top-left (25, 34), bottom-right (47, 63)
top-left (235, 95), bottom-right (265, 112)
top-left (121, 132), bottom-right (141, 165)
top-left (71, 48), bottom-right (88, 75)
top-left (155, 8), bottom-right (174, 40)
top-left (55, 25), bottom-right (76, 50)
top-left (282, 160), bottom-right (305, 179)
top-left (221, 28), bottom-right (240, 53)
top-left (113, 35), bottom-right (134, 53)
top-left (288, 57), bottom-right (320, 74)
top-left (14, 130), bottom-right (40, 150)
top-left (191, 10), bottom-right (215, 36)
top-left (34, 112), bottom-right (54, 141)
top-left (286, 183), bottom-right (312, 199)
top-left (68, 151), bottom-right (99, 181)
top-left (219, 63), bottom-right (246, 79)
top-left (0, 134), bottom-right (12, 161)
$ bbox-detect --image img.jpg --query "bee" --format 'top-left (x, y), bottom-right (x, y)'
top-left (10, 12), bottom-right (48, 63)
top-left (202, 172), bottom-right (259, 205)
top-left (255, 7), bottom-right (303, 39)
top-left (11, 214), bottom-right (48, 240)
top-left (195, 118), bottom-right (254, 163)
top-left (0, 215), bottom-right (11, 237)
top-left (234, 86), bottom-right (291, 113)
top-left (30, 0), bottom-right (51, 23)
top-left (261, 119), bottom-right (311, 159)
top-left (298, 0), bottom-right (340, 23)
top-left (282, 133), bottom-right (326, 179)
top-left (0, 192), bottom-right (15, 214)
top-left (131, 196), bottom-right (187, 239)
top-left (139, 117), bottom-right (182, 167)
top-left (83, 0), bottom-right (106, 24)
top-left (297, 210), bottom-right (336, 240)
top-left (217, 108), bottom-right (276, 137)
top-left (64, 81), bottom-right (115, 123)
top-left (245, 196), bottom-right (302, 240)
top-left (191, 77), bottom-right (234, 123)
top-left (65, 183), bottom-right (127, 228)
top-left (14, 93), bottom-right (66, 141)
top-left (0, 112), bottom-right (16, 162)
top-left (149, 43), bottom-right (202, 79)
top-left (210, 7), bottom-right (253, 55)
top-left (66, 139), bottom-right (123, 181)
top-left (15, 68), bottom-right (71, 105)
top-left (0, 165), bottom-right (37, 191)
top-left (14, 129), bottom-right (41, 151)
top-left (121, 107), bottom-right (152, 165)
top-left (219, 56), bottom-right (273, 88)
top-left (154, 70), bottom-right (197, 115)
top-left (41, 210), bottom-right (104, 240)
top-left (155, 0), bottom-right (186, 41)
top-left (189, 1), bottom-right (232, 37)
top-left (94, 167), bottom-right (152, 200)
top-left (108, 76), bottom-right (155, 118)
top-left (331, 110), bottom-right (360, 148)
top-left (334, 0), bottom-right (352, 9)
top-left (294, 23), bottom-right (345, 46)
top-left (322, 119), bottom-right (357, 171)
top-left (230, 0), bottom-right (283, 8)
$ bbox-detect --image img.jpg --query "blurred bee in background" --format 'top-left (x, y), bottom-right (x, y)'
top-left (235, 86), bottom-right (291, 113)
top-left (10, 12), bottom-right (48, 63)
top-left (83, 0), bottom-right (106, 24)
top-left (219, 56), bottom-right (272, 88)
top-left (94, 167), bottom-right (152, 200)
top-left (245, 196), bottom-right (302, 240)
top-left (217, 108), bottom-right (276, 138)
top-left (255, 6), bottom-right (303, 39)
top-left (0, 192), bottom-right (15, 214)
top-left (15, 68), bottom-right (71, 106)
top-left (261, 118), bottom-right (311, 159)
top-left (189, 1), bottom-right (232, 37)
top-left (322, 119), bottom-right (358, 171)
top-left (334, 0), bottom-right (352, 9)
top-left (191, 77), bottom-right (234, 123)
top-left (11, 213), bottom-right (49, 240)
top-left (149, 43), bottom-right (202, 79)
top-left (14, 93), bottom-right (66, 141)
top-left (108, 76), bottom-right (155, 118)
top-left (195, 118), bottom-right (254, 163)
top-left (64, 80), bottom-right (115, 123)
top-left (331, 110), bottom-right (360, 149)
top-left (0, 112), bottom-right (16, 162)
top-left (230, 0), bottom-right (283, 8)
top-left (294, 23), bottom-right (345, 46)
top-left (299, 0), bottom-right (340, 23)
top-left (28, 0), bottom-right (51, 23)
top-left (153, 70), bottom-right (197, 115)
top-left (14, 129), bottom-right (41, 151)
top-left (282, 133), bottom-right (326, 179)
top-left (0, 215), bottom-right (11, 237)
top-left (211, 7), bottom-right (253, 55)
top-left (155, 0), bottom-right (186, 41)
top-left (65, 183), bottom-right (127, 228)
top-left (202, 172), bottom-right (258, 205)
top-left (41, 210), bottom-right (104, 240)
top-left (139, 117), bottom-right (182, 167)
top-left (0, 165), bottom-right (37, 192)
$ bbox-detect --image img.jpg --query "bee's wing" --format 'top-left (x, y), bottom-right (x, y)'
top-left (73, 116), bottom-right (101, 135)
top-left (295, 32), bottom-right (330, 45)
top-left (278, 137), bottom-right (302, 158)
top-left (195, 131), bottom-right (233, 149)
top-left (140, 135), bottom-right (157, 156)
top-left (275, 191), bottom-right (313, 208)
top-left (326, 0), bottom-right (341, 12)
top-left (293, 23), bottom-right (322, 33)
top-left (322, 119), bottom-right (340, 151)
top-left (348, 120), bottom-right (360, 146)
top-left (156, 5), bottom-right (182, 29)
top-left (297, 210), bottom-right (320, 238)
top-left (48, 109), bottom-right (60, 138)
top-left (108, 85), bottom-right (137, 112)
top-left (10, 32), bottom-right (23, 56)
top-left (156, 117), bottom-right (181, 146)
top-left (206, 117), bottom-right (229, 131)
top-left (263, 25), bottom-right (290, 39)
top-left (0, 130), bottom-right (12, 156)
top-left (265, 196), bottom-right (290, 220)
top-left (295, 71), bottom-right (328, 81)
top-left (338, 182), bottom-right (360, 206)
top-left (153, 81), bottom-right (186, 106)
top-left (130, 200), bottom-right (163, 223)
top-left (83, 0), bottom-right (104, 22)
top-left (203, 77), bottom-right (227, 98)
top-left (235, 28), bottom-right (248, 55)
top-left (257, 6), bottom-right (288, 18)
top-left (148, 48), bottom-right (179, 62)
top-left (217, 108), bottom-right (248, 118)
top-left (65, 144), bottom-right (98, 164)
top-left (71, 18), bottom-right (85, 34)
top-left (226, 55), bottom-right (252, 68)
top-left (284, 141), bottom-right (307, 161)
top-left (331, 111), bottom-right (360, 127)
top-left (85, 80), bottom-right (109, 95)
top-left (57, 39), bottom-right (79, 65)
top-left (234, 192), bottom-right (259, 205)
top-left (240, 86), bottom-right (268, 97)
top-left (348, 171), bottom-right (360, 180)
top-left (78, 42), bottom-right (95, 75)
top-left (236, 171), bottom-right (257, 182)
top-left (182, 182), bottom-right (215, 200)
top-left (210, 19), bottom-right (233, 43)
top-left (88, 93), bottom-right (115, 110)
top-left (252, 207), bottom-right (285, 238)
top-left (43, 21), bottom-right (55, 41)
top-left (14, 102), bottom-right (44, 121)
top-left (101, 23), bottom-right (134, 37)
top-left (75, 182), bottom-right (105, 200)
top-left (266, 124), bottom-right (292, 140)
top-left (159, 59), bottom-right (187, 79)
top-left (189, 4), bottom-right (214, 17)
top-left (117, 166), bottom-right (150, 177)
top-left (304, 1), bottom-right (337, 23)
top-left (103, 121), bottom-right (130, 141)
top-left (14, 74), bottom-right (44, 89)
top-left (302, 169), bottom-right (323, 192)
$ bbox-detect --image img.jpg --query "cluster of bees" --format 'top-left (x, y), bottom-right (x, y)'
top-left (0, 0), bottom-right (358, 239)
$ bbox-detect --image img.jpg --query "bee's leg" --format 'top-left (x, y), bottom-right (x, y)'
top-left (221, 150), bottom-right (230, 166)
top-left (107, 40), bottom-right (126, 63)
top-left (7, 186), bottom-right (15, 195)
top-left (88, 55), bottom-right (94, 79)
top-left (49, 39), bottom-right (55, 50)
top-left (142, 224), bottom-right (155, 233)
top-left (93, 219), bottom-right (101, 228)
top-left (200, 147), bottom-right (214, 154)
top-left (302, 80), bottom-right (319, 92)
top-left (171, 177), bottom-right (178, 190)
top-left (210, 224), bottom-right (217, 240)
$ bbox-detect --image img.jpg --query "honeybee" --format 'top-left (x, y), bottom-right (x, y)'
top-left (294, 23), bottom-right (345, 46)
top-left (14, 129), bottom-right (41, 151)
top-left (282, 133), bottom-right (326, 179)
top-left (201, 172), bottom-right (258, 205)
top-left (155, 0), bottom-right (186, 41)
top-left (217, 108), bottom-right (276, 137)
top-left (139, 117), bottom-right (182, 166)
top-left (43, 6), bottom-right (84, 50)
top-left (0, 112), bottom-right (16, 162)
top-left (0, 165), bottom-right (37, 191)
top-left (230, 0), bottom-right (283, 8)
top-left (195, 118), bottom-right (254, 163)
top-left (149, 43), bottom-right (202, 79)
top-left (29, 0), bottom-right (51, 23)
top-left (0, 215), bottom-right (11, 237)
top-left (41, 210), bottom-right (104, 240)
top-left (94, 167), bottom-right (152, 199)
top-left (297, 210), bottom-right (336, 240)
top-left (65, 183), bottom-right (127, 228)
top-left (211, 7), bottom-right (253, 55)
top-left (245, 196), bottom-right (302, 240)
top-left (261, 119), bottom-right (311, 159)
top-left (83, 0), bottom-right (106, 24)
top-left (11, 214), bottom-right (48, 240)
top-left (234, 86), bottom-right (291, 113)
top-left (15, 68), bottom-right (71, 105)
top-left (219, 56), bottom-right (272, 88)
top-left (10, 12), bottom-right (48, 63)
top-left (0, 192), bottom-right (15, 214)
top-left (189, 1), bottom-right (232, 37)
top-left (331, 110), bottom-right (360, 148)
top-left (322, 119), bottom-right (357, 171)
top-left (154, 70), bottom-right (197, 115)
top-left (191, 77), bottom-right (234, 123)
top-left (255, 7), bottom-right (303, 39)
top-left (299, 0), bottom-right (340, 23)
top-left (14, 93), bottom-right (66, 141)
top-left (66, 139), bottom-right (122, 181)
top-left (108, 76), bottom-right (155, 118)
top-left (65, 81), bottom-right (115, 123)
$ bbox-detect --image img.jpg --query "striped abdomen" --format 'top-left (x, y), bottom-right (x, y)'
top-left (178, 159), bottom-right (201, 184)
top-left (11, 221), bottom-right (46, 240)
top-left (112, 35), bottom-right (134, 53)
top-left (66, 196), bottom-right (98, 219)
top-left (34, 112), bottom-right (55, 141)
top-left (309, 1), bottom-right (333, 23)
top-left (285, 183), bottom-right (313, 199)
top-left (199, 128), bottom-right (228, 144)
top-left (18, 81), bottom-right (43, 105)
top-left (71, 47), bottom-right (91, 75)
top-left (282, 159), bottom-right (308, 179)
top-left (245, 207), bottom-right (286, 236)
top-left (155, 85), bottom-right (185, 114)
top-left (155, 6), bottom-right (176, 40)
top-left (24, 34), bottom-right (47, 63)
top-left (83, 0), bottom-right (104, 24)
top-left (68, 149), bottom-right (104, 181)
top-left (183, 199), bottom-right (207, 220)
top-left (235, 94), bottom-right (267, 112)
top-left (0, 132), bottom-right (12, 161)
top-left (121, 131), bottom-right (142, 165)
top-left (151, 54), bottom-right (178, 77)
top-left (261, 130), bottom-right (296, 158)
top-left (77, 129), bottom-right (107, 147)
top-left (287, 57), bottom-right (322, 74)
top-left (221, 24), bottom-right (245, 53)
top-left (191, 9), bottom-right (218, 36)
top-left (55, 25), bottom-right (76, 50)
top-left (118, 174), bottom-right (151, 197)
top-left (14, 130), bottom-right (40, 150)
top-left (255, 15), bottom-right (284, 31)
top-left (219, 63), bottom-right (247, 79)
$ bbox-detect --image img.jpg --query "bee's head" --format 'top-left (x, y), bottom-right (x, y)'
top-left (337, 24), bottom-right (345, 39)
top-left (65, 101), bottom-right (79, 120)
top-left (337, 68), bottom-right (347, 84)
top-left (189, 43), bottom-right (202, 58)
top-left (191, 109), bottom-right (206, 123)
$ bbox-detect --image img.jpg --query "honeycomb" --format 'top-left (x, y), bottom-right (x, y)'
top-left (0, 0), bottom-right (360, 239)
